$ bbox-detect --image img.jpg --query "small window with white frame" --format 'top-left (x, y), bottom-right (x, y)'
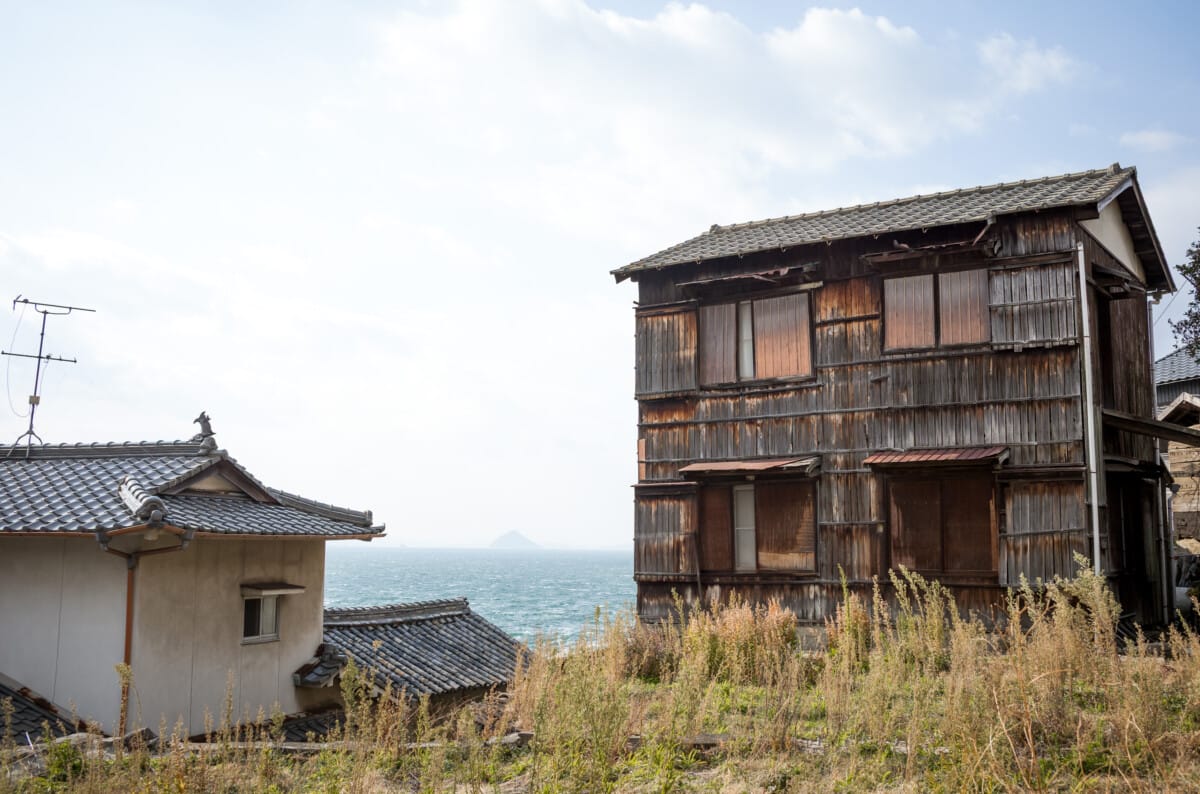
top-left (243, 595), bottom-right (278, 642)
top-left (240, 582), bottom-right (305, 644)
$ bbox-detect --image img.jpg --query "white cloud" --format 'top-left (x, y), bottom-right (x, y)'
top-left (1120, 128), bottom-right (1190, 153)
top-left (978, 32), bottom-right (1077, 94)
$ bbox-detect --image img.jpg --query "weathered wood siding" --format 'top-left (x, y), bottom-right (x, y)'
top-left (629, 211), bottom-right (1160, 622)
top-left (1000, 480), bottom-right (1088, 585)
top-left (633, 487), bottom-right (697, 578)
top-left (635, 310), bottom-right (697, 397)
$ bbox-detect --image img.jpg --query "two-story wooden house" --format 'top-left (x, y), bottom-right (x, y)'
top-left (614, 164), bottom-right (1193, 627)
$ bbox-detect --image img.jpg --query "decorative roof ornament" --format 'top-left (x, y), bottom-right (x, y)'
top-left (190, 411), bottom-right (218, 454)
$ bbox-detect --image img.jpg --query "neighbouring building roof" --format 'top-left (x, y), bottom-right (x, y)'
top-left (1156, 348), bottom-right (1200, 387)
top-left (295, 598), bottom-right (520, 699)
top-left (0, 672), bottom-right (77, 741)
top-left (0, 439), bottom-right (383, 538)
top-left (613, 164), bottom-right (1167, 286)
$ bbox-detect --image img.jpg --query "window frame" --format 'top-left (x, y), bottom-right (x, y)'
top-left (242, 594), bottom-right (280, 644)
top-left (698, 478), bottom-right (819, 575)
top-left (698, 288), bottom-right (815, 387)
top-left (882, 268), bottom-right (991, 352)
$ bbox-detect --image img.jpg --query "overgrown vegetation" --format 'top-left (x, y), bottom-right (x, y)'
top-left (6, 564), bottom-right (1200, 792)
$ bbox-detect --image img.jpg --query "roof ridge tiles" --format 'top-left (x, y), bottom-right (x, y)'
top-left (0, 440), bottom-right (209, 460)
top-left (270, 488), bottom-right (375, 527)
top-left (708, 164), bottom-right (1130, 235)
top-left (324, 598), bottom-right (471, 626)
top-left (615, 164), bottom-right (1146, 279)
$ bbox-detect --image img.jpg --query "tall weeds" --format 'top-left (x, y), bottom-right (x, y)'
top-left (6, 566), bottom-right (1200, 791)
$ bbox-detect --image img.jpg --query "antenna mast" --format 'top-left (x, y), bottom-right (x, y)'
top-left (2, 296), bottom-right (96, 453)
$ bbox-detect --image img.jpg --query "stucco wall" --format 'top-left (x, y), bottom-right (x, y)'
top-left (0, 537), bottom-right (126, 728)
top-left (1081, 200), bottom-right (1145, 282)
top-left (129, 537), bottom-right (325, 736)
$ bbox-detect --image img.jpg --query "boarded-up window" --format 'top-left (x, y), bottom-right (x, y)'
top-left (754, 294), bottom-right (812, 379)
top-left (699, 485), bottom-right (733, 571)
top-left (698, 481), bottom-right (816, 572)
top-left (938, 270), bottom-right (989, 346)
top-left (884, 275), bottom-right (935, 350)
top-left (889, 476), bottom-right (995, 575)
top-left (635, 310), bottom-right (698, 396)
top-left (699, 304), bottom-right (736, 385)
top-left (756, 481), bottom-right (816, 570)
top-left (885, 270), bottom-right (991, 350)
top-left (699, 293), bottom-right (812, 384)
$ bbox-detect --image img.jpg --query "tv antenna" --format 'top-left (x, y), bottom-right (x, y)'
top-left (2, 296), bottom-right (96, 454)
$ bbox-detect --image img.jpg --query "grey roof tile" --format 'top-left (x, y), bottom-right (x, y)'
top-left (304, 599), bottom-right (520, 699)
top-left (614, 164), bottom-right (1136, 278)
top-left (0, 674), bottom-right (76, 741)
top-left (0, 440), bottom-right (381, 538)
top-left (1156, 348), bottom-right (1200, 386)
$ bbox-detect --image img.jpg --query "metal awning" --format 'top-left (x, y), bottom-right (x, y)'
top-left (1103, 408), bottom-right (1200, 448)
top-left (240, 582), bottom-right (307, 597)
top-left (864, 446), bottom-right (1009, 466)
top-left (679, 456), bottom-right (820, 477)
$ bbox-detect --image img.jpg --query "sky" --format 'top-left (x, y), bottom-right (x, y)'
top-left (1, 1), bottom-right (1198, 549)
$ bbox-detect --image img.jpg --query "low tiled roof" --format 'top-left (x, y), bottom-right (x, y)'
top-left (0, 673), bottom-right (76, 741)
top-left (614, 164), bottom-right (1138, 279)
top-left (1156, 348), bottom-right (1200, 386)
top-left (296, 599), bottom-right (519, 699)
top-left (0, 440), bottom-right (383, 538)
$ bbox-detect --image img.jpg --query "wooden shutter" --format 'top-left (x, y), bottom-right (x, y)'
top-left (635, 310), bottom-right (698, 397)
top-left (699, 304), bottom-right (736, 385)
top-left (938, 270), bottom-right (989, 345)
top-left (752, 293), bottom-right (812, 379)
top-left (884, 275), bottom-right (935, 350)
top-left (755, 480), bottom-right (816, 570)
top-left (942, 476), bottom-right (995, 573)
top-left (699, 485), bottom-right (734, 571)
top-left (889, 479), bottom-right (941, 571)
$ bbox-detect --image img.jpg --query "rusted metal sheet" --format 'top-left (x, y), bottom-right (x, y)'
top-left (679, 456), bottom-right (819, 475)
top-left (699, 486), bottom-right (733, 570)
top-left (863, 446), bottom-right (1007, 465)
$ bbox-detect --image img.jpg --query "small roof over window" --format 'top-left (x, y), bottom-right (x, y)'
top-left (241, 582), bottom-right (306, 597)
top-left (864, 446), bottom-right (1009, 467)
top-left (679, 456), bottom-right (820, 477)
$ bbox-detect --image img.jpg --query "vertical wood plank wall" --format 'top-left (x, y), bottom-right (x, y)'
top-left (629, 212), bottom-right (1158, 622)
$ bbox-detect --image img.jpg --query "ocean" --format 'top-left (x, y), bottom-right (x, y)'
top-left (324, 545), bottom-right (635, 642)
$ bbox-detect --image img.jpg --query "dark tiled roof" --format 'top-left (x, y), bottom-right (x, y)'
top-left (278, 710), bottom-right (344, 742)
top-left (0, 673), bottom-right (76, 740)
top-left (297, 599), bottom-right (520, 699)
top-left (1156, 348), bottom-right (1200, 386)
top-left (614, 164), bottom-right (1136, 278)
top-left (0, 440), bottom-right (382, 537)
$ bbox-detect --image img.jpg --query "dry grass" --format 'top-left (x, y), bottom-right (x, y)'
top-left (6, 564), bottom-right (1200, 792)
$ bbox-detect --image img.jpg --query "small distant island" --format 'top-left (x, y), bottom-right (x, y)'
top-left (490, 530), bottom-right (539, 549)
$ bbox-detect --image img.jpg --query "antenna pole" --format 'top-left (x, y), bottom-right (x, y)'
top-left (2, 296), bottom-right (96, 455)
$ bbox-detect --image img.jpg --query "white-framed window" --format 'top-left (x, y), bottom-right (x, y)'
top-left (239, 582), bottom-right (305, 644)
top-left (243, 595), bottom-right (278, 642)
top-left (733, 484), bottom-right (756, 571)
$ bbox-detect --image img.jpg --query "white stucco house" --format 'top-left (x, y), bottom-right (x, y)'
top-left (0, 423), bottom-right (384, 737)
